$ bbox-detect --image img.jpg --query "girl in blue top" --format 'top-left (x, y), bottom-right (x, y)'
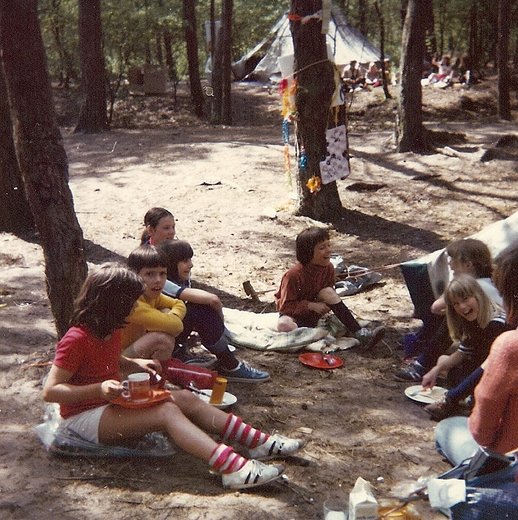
top-left (157, 239), bottom-right (269, 384)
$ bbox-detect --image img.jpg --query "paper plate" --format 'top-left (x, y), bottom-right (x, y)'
top-left (196, 390), bottom-right (237, 409)
top-left (111, 389), bottom-right (171, 409)
top-left (298, 352), bottom-right (344, 370)
top-left (404, 385), bottom-right (447, 404)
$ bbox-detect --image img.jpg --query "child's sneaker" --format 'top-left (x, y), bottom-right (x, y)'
top-left (218, 361), bottom-right (270, 383)
top-left (353, 326), bottom-right (385, 349)
top-left (173, 345), bottom-right (217, 368)
top-left (247, 433), bottom-right (305, 460)
top-left (394, 360), bottom-right (425, 382)
top-left (221, 460), bottom-right (284, 489)
top-left (424, 399), bottom-right (458, 422)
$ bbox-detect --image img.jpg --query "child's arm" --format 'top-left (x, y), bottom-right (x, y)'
top-left (43, 364), bottom-right (121, 403)
top-left (431, 294), bottom-right (446, 315)
top-left (119, 356), bottom-right (161, 378)
top-left (158, 294), bottom-right (187, 320)
top-left (422, 351), bottom-right (464, 389)
top-left (178, 287), bottom-right (224, 318)
top-left (130, 296), bottom-right (186, 336)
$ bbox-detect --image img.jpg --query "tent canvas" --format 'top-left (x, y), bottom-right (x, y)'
top-left (232, 5), bottom-right (387, 82)
top-left (401, 211), bottom-right (518, 323)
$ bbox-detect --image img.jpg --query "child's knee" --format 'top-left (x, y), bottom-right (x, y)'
top-left (317, 286), bottom-right (340, 304)
top-left (277, 316), bottom-right (298, 332)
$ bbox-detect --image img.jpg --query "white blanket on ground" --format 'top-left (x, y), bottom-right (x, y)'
top-left (223, 308), bottom-right (359, 352)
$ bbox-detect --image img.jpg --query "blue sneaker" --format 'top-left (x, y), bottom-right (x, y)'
top-left (218, 361), bottom-right (270, 383)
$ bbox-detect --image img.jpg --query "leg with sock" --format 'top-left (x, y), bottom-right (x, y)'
top-left (318, 287), bottom-right (385, 349)
top-left (221, 414), bottom-right (305, 460)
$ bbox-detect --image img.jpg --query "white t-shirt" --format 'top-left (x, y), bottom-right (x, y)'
top-left (477, 277), bottom-right (504, 309)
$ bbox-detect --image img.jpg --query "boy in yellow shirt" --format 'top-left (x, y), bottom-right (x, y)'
top-left (122, 245), bottom-right (186, 360)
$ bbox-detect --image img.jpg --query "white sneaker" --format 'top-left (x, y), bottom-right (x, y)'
top-left (247, 434), bottom-right (305, 460)
top-left (221, 459), bottom-right (284, 489)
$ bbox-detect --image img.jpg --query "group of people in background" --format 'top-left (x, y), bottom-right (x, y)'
top-left (41, 205), bottom-right (518, 488)
top-left (423, 52), bottom-right (477, 87)
top-left (340, 51), bottom-right (477, 93)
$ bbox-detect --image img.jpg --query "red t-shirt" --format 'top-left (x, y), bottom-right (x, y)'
top-left (275, 262), bottom-right (336, 327)
top-left (53, 326), bottom-right (122, 419)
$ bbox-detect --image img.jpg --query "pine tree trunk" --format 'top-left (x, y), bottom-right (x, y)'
top-left (497, 0), bottom-right (511, 120)
top-left (396, 0), bottom-right (429, 153)
top-left (0, 63), bottom-right (34, 234)
top-left (220, 0), bottom-right (233, 125)
top-left (183, 0), bottom-right (205, 118)
top-left (291, 0), bottom-right (343, 222)
top-left (0, 0), bottom-right (88, 337)
top-left (74, 0), bottom-right (108, 133)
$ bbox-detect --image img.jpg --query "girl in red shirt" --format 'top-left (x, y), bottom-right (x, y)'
top-left (43, 263), bottom-right (303, 489)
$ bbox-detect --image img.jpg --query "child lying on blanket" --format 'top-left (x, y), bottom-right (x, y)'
top-left (275, 226), bottom-right (385, 349)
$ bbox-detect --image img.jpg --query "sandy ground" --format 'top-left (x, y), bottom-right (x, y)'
top-left (1, 80), bottom-right (517, 519)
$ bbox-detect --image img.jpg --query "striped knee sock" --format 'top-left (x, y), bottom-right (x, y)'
top-left (222, 414), bottom-right (269, 449)
top-left (208, 444), bottom-right (247, 474)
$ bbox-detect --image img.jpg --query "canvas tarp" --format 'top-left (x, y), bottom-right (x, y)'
top-left (400, 211), bottom-right (518, 322)
top-left (232, 5), bottom-right (386, 82)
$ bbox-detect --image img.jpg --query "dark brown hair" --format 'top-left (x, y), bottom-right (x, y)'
top-left (156, 240), bottom-right (194, 282)
top-left (70, 263), bottom-right (144, 338)
top-left (140, 207), bottom-right (174, 244)
top-left (296, 227), bottom-right (330, 265)
top-left (128, 244), bottom-right (167, 273)
top-left (446, 238), bottom-right (493, 278)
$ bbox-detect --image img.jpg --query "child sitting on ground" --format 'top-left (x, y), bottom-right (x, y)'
top-left (396, 238), bottom-right (504, 382)
top-left (121, 245), bottom-right (186, 360)
top-left (157, 239), bottom-right (270, 384)
top-left (275, 226), bottom-right (385, 349)
top-left (420, 274), bottom-right (510, 421)
top-left (42, 263), bottom-right (303, 489)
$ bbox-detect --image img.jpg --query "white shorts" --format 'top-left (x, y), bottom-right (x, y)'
top-left (61, 405), bottom-right (109, 443)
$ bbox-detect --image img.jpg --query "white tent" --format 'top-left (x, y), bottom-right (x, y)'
top-left (232, 5), bottom-right (386, 82)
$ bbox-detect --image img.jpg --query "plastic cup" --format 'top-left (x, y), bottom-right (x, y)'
top-left (209, 377), bottom-right (227, 404)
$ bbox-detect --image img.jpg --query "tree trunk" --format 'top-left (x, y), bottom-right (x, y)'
top-left (396, 0), bottom-right (429, 153)
top-left (291, 0), bottom-right (343, 222)
top-left (468, 1), bottom-right (479, 72)
top-left (0, 0), bottom-right (88, 337)
top-left (358, 0), bottom-right (367, 36)
top-left (497, 0), bottom-right (511, 120)
top-left (0, 63), bottom-right (34, 234)
top-left (155, 32), bottom-right (164, 65)
top-left (74, 0), bottom-right (108, 133)
top-left (183, 0), bottom-right (205, 118)
top-left (220, 0), bottom-right (233, 125)
top-left (373, 0), bottom-right (391, 100)
top-left (163, 28), bottom-right (178, 103)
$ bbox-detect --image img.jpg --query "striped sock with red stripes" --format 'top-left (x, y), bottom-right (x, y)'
top-left (221, 414), bottom-right (270, 449)
top-left (208, 444), bottom-right (247, 474)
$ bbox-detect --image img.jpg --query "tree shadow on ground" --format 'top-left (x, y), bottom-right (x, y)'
top-left (335, 208), bottom-right (447, 253)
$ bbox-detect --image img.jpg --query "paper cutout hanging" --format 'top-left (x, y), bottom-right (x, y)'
top-left (319, 125), bottom-right (350, 185)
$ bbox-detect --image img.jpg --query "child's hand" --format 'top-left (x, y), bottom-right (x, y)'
top-left (133, 358), bottom-right (161, 374)
top-left (308, 302), bottom-right (330, 316)
top-left (101, 379), bottom-right (124, 399)
top-left (422, 367), bottom-right (439, 389)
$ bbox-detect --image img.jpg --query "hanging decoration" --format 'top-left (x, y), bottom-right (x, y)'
top-left (319, 124), bottom-right (350, 185)
top-left (306, 175), bottom-right (322, 193)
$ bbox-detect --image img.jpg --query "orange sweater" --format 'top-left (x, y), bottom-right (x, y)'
top-left (469, 329), bottom-right (518, 454)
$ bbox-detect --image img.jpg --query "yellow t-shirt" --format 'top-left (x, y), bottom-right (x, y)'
top-left (121, 293), bottom-right (186, 349)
